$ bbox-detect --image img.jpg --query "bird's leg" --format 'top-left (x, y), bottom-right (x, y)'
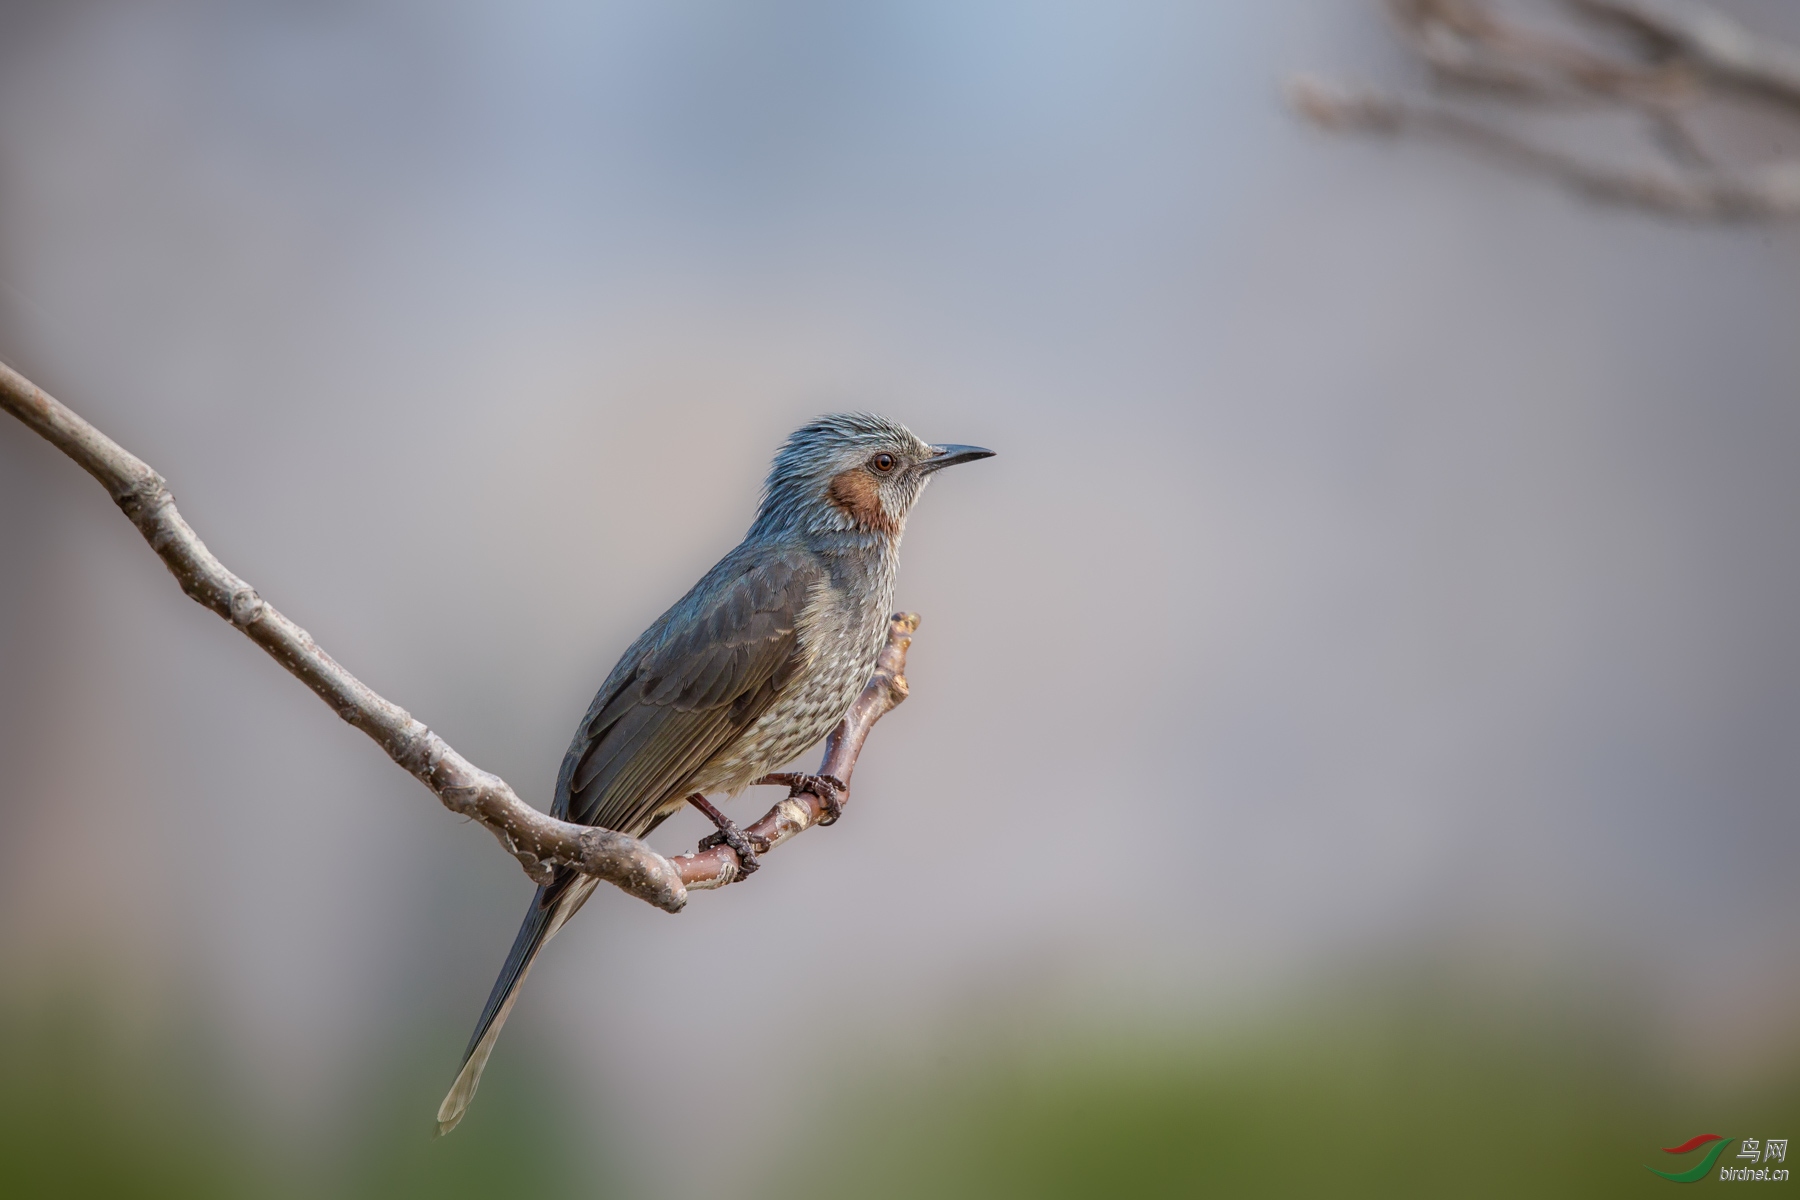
top-left (757, 772), bottom-right (849, 825)
top-left (687, 793), bottom-right (768, 874)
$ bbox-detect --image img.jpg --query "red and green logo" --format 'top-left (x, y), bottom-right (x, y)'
top-left (1647, 1134), bottom-right (1735, 1183)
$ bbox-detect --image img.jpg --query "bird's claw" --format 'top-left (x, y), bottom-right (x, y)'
top-left (696, 820), bottom-right (770, 874)
top-left (783, 773), bottom-right (848, 825)
top-left (688, 793), bottom-right (770, 877)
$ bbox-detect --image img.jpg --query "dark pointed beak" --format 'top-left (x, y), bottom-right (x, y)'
top-left (919, 443), bottom-right (995, 474)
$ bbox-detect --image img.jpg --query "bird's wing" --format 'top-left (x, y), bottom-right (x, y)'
top-left (559, 550), bottom-right (826, 836)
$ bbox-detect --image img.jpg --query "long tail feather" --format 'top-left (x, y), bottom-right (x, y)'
top-left (437, 877), bottom-right (596, 1134)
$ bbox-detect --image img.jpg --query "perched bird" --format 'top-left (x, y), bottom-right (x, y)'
top-left (438, 413), bottom-right (993, 1133)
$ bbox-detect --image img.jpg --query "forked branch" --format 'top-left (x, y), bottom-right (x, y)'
top-left (1289, 0), bottom-right (1800, 220)
top-left (0, 358), bottom-right (914, 913)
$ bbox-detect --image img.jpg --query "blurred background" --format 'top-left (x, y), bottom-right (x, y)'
top-left (1, 1), bottom-right (1797, 1195)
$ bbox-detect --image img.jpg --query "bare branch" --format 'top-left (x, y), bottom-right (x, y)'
top-left (1288, 0), bottom-right (1800, 221)
top-left (1388, 0), bottom-right (1696, 105)
top-left (0, 359), bottom-right (918, 912)
top-left (1287, 75), bottom-right (1800, 218)
top-left (1575, 0), bottom-right (1800, 104)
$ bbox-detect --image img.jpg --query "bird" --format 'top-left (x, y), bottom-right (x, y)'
top-left (437, 413), bottom-right (993, 1133)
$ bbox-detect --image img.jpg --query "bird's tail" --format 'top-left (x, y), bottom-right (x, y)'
top-left (437, 876), bottom-right (597, 1135)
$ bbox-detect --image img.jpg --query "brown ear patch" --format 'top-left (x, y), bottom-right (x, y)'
top-left (827, 468), bottom-right (899, 535)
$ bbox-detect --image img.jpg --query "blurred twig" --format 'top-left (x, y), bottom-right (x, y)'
top-left (1288, 0), bottom-right (1800, 219)
top-left (1576, 0), bottom-right (1800, 103)
top-left (0, 358), bottom-right (912, 912)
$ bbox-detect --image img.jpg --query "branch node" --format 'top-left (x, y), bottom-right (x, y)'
top-left (229, 586), bottom-right (265, 626)
top-left (440, 784), bottom-right (481, 817)
top-left (113, 474), bottom-right (172, 522)
top-left (391, 722), bottom-right (438, 777)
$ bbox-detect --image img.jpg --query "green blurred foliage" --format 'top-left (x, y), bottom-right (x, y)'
top-left (784, 987), bottom-right (1800, 1200)
top-left (0, 984), bottom-right (604, 1200)
top-left (3, 975), bottom-right (1794, 1199)
top-left (338, 1033), bottom-right (600, 1200)
top-left (0, 987), bottom-right (256, 1200)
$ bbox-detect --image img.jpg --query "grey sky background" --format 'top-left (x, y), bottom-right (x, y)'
top-left (2, 0), bottom-right (1798, 1187)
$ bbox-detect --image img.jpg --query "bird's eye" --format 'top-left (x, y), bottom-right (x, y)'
top-left (871, 453), bottom-right (896, 473)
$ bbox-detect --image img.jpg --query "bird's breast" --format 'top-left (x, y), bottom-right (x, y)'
top-left (700, 577), bottom-right (892, 793)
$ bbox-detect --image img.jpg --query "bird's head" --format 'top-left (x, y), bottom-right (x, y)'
top-left (754, 413), bottom-right (993, 542)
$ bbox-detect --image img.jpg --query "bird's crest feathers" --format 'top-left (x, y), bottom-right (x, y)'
top-left (754, 412), bottom-right (936, 541)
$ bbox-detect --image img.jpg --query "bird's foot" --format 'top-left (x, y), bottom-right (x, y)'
top-left (688, 794), bottom-right (769, 874)
top-left (761, 773), bottom-right (848, 825)
top-left (695, 823), bottom-right (769, 872)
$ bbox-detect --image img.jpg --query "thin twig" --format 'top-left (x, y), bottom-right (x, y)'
top-left (1287, 76), bottom-right (1800, 218)
top-left (0, 358), bottom-right (916, 911)
top-left (1389, 0), bottom-right (1696, 105)
top-left (1287, 0), bottom-right (1800, 221)
top-left (1575, 0), bottom-right (1800, 105)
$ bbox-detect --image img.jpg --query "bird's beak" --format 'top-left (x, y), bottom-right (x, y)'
top-left (919, 444), bottom-right (996, 474)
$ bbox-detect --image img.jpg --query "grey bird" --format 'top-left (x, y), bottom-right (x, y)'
top-left (437, 413), bottom-right (993, 1133)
